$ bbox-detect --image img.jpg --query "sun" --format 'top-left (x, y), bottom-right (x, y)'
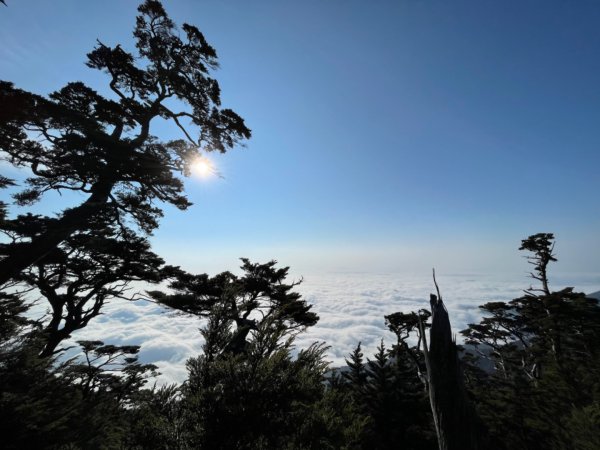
top-left (190, 156), bottom-right (214, 178)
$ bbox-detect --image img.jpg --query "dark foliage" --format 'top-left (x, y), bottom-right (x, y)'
top-left (1, 4), bottom-right (599, 449)
top-left (333, 340), bottom-right (436, 450)
top-left (461, 234), bottom-right (600, 450)
top-left (149, 258), bottom-right (319, 357)
top-left (2, 214), bottom-right (165, 357)
top-left (0, 299), bottom-right (155, 450)
top-left (0, 0), bottom-right (250, 285)
top-left (2, 229), bottom-right (599, 450)
top-left (149, 261), bottom-right (351, 449)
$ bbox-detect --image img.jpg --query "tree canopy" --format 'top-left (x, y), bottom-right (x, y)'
top-left (0, 0), bottom-right (250, 285)
top-left (149, 259), bottom-right (319, 357)
top-left (3, 214), bottom-right (165, 357)
top-left (1, 1), bottom-right (599, 449)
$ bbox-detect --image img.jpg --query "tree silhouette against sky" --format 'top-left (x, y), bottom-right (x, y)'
top-left (3, 213), bottom-right (165, 357)
top-left (0, 0), bottom-right (250, 285)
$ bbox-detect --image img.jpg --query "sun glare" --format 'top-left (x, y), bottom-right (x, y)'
top-left (191, 157), bottom-right (215, 178)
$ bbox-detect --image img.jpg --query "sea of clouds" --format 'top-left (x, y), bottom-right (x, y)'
top-left (54, 271), bottom-right (600, 385)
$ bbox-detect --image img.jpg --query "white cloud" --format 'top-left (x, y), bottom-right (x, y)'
top-left (51, 271), bottom-right (600, 385)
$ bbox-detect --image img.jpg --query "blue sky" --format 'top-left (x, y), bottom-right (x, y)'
top-left (1, 0), bottom-right (599, 276)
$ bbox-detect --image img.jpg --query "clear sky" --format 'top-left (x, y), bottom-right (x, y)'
top-left (1, 0), bottom-right (599, 276)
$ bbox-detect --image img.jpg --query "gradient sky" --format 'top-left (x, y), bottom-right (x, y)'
top-left (1, 0), bottom-right (599, 276)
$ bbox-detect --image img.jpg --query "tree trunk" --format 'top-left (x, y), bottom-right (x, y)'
top-left (0, 180), bottom-right (114, 286)
top-left (223, 318), bottom-right (256, 355)
top-left (39, 327), bottom-right (71, 358)
top-left (426, 294), bottom-right (486, 450)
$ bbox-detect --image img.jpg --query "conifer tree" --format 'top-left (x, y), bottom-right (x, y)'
top-left (149, 259), bottom-right (318, 356)
top-left (337, 340), bottom-right (436, 450)
top-left (461, 233), bottom-right (600, 449)
top-left (362, 340), bottom-right (399, 449)
top-left (63, 340), bottom-right (158, 406)
top-left (2, 214), bottom-right (164, 357)
top-left (0, 0), bottom-right (250, 285)
top-left (343, 342), bottom-right (368, 394)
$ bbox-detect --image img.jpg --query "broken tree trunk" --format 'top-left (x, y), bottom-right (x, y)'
top-left (425, 292), bottom-right (486, 450)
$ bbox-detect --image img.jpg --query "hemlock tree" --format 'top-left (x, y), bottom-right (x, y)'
top-left (385, 308), bottom-right (431, 391)
top-left (0, 0), bottom-right (250, 285)
top-left (126, 384), bottom-right (188, 449)
top-left (0, 175), bottom-right (15, 223)
top-left (0, 338), bottom-right (159, 449)
top-left (342, 342), bottom-right (368, 395)
top-left (363, 340), bottom-right (416, 450)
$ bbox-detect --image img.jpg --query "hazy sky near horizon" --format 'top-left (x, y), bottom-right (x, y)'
top-left (1, 0), bottom-right (599, 276)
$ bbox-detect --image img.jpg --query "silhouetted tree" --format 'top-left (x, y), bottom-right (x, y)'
top-left (0, 292), bottom-right (31, 348)
top-left (63, 340), bottom-right (157, 406)
top-left (127, 384), bottom-right (188, 449)
top-left (385, 308), bottom-right (431, 389)
top-left (385, 289), bottom-right (485, 450)
top-left (148, 259), bottom-right (371, 449)
top-left (343, 342), bottom-right (368, 393)
top-left (0, 175), bottom-right (15, 223)
top-left (0, 284), bottom-right (158, 448)
top-left (0, 0), bottom-right (250, 285)
top-left (149, 259), bottom-right (318, 357)
top-left (461, 233), bottom-right (600, 449)
top-left (0, 337), bottom-right (158, 449)
top-left (183, 337), bottom-right (333, 449)
top-left (335, 339), bottom-right (436, 450)
top-left (520, 233), bottom-right (556, 296)
top-left (2, 214), bottom-right (164, 357)
top-left (149, 259), bottom-right (356, 448)
top-left (363, 341), bottom-right (411, 449)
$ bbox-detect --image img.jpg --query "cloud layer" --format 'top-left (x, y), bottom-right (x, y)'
top-left (56, 271), bottom-right (600, 385)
